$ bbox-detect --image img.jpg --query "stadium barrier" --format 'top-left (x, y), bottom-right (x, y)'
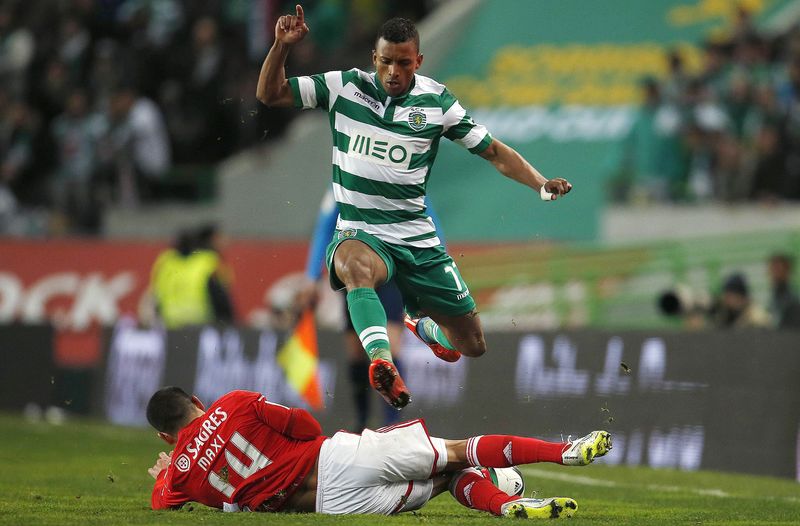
top-left (0, 324), bottom-right (55, 411)
top-left (96, 322), bottom-right (800, 480)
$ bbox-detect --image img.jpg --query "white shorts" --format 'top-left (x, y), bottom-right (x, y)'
top-left (315, 419), bottom-right (448, 515)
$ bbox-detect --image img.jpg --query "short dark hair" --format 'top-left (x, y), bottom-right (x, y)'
top-left (377, 17), bottom-right (419, 50)
top-left (722, 272), bottom-right (748, 297)
top-left (194, 223), bottom-right (218, 250)
top-left (146, 387), bottom-right (195, 434)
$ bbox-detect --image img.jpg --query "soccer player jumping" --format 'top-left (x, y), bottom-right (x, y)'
top-left (257, 6), bottom-right (573, 408)
top-left (147, 387), bottom-right (611, 518)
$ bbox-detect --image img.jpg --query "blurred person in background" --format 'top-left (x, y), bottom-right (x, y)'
top-left (0, 97), bottom-right (47, 207)
top-left (709, 272), bottom-right (770, 329)
top-left (766, 252), bottom-right (800, 329)
top-left (194, 222), bottom-right (236, 323)
top-left (256, 7), bottom-right (573, 409)
top-left (697, 40), bottom-right (730, 101)
top-left (106, 83), bottom-right (171, 205)
top-left (657, 283), bottom-right (714, 330)
top-left (143, 224), bottom-right (235, 329)
top-left (0, 175), bottom-right (18, 233)
top-left (661, 48), bottom-right (690, 105)
top-left (712, 129), bottom-right (748, 202)
top-left (0, 4), bottom-right (34, 98)
top-left (777, 48), bottom-right (800, 112)
top-left (721, 72), bottom-right (753, 140)
top-left (49, 88), bottom-right (107, 234)
top-left (779, 56), bottom-right (800, 200)
top-left (731, 33), bottom-right (771, 89)
top-left (730, 4), bottom-right (757, 44)
top-left (162, 15), bottom-right (229, 163)
top-left (88, 39), bottom-right (123, 110)
top-left (741, 74), bottom-right (789, 202)
top-left (747, 119), bottom-right (787, 202)
top-left (615, 76), bottom-right (685, 202)
top-left (57, 14), bottom-right (92, 85)
top-left (263, 272), bottom-right (318, 332)
top-left (681, 117), bottom-right (714, 202)
top-left (33, 59), bottom-right (72, 124)
top-left (115, 0), bottom-right (184, 98)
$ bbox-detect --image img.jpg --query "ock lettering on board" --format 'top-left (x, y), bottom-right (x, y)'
top-left (0, 271), bottom-right (136, 330)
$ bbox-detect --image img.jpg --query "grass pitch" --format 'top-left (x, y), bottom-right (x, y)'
top-left (2, 413), bottom-right (799, 525)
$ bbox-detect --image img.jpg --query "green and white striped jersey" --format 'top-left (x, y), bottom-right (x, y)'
top-left (288, 68), bottom-right (492, 248)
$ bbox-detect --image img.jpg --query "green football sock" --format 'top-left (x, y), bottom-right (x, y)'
top-left (347, 287), bottom-right (392, 362)
top-left (417, 317), bottom-right (456, 351)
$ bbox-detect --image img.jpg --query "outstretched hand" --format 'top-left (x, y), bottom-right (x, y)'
top-left (541, 178), bottom-right (573, 201)
top-left (275, 4), bottom-right (309, 45)
top-left (148, 451), bottom-right (172, 479)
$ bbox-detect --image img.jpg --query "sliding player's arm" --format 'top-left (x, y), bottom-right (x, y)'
top-left (149, 452), bottom-right (190, 510)
top-left (254, 395), bottom-right (322, 440)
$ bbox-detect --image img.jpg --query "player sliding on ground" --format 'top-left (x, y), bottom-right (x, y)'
top-left (146, 387), bottom-right (611, 519)
top-left (256, 6), bottom-right (573, 409)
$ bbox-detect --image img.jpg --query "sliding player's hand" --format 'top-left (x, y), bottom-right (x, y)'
top-left (276, 4), bottom-right (309, 45)
top-left (147, 451), bottom-right (172, 479)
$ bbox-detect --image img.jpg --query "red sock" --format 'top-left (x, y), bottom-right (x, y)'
top-left (466, 435), bottom-right (567, 466)
top-left (451, 469), bottom-right (518, 516)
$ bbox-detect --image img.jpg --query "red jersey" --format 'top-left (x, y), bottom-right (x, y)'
top-left (151, 390), bottom-right (326, 511)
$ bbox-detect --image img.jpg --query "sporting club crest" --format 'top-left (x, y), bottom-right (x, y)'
top-left (408, 108), bottom-right (427, 131)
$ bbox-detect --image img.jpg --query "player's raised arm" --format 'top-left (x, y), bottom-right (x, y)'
top-left (256, 4), bottom-right (309, 107)
top-left (479, 138), bottom-right (572, 200)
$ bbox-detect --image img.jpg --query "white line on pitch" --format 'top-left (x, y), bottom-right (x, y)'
top-left (519, 467), bottom-right (800, 503)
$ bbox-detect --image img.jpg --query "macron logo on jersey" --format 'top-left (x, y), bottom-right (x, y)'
top-left (352, 90), bottom-right (381, 112)
top-left (348, 131), bottom-right (411, 169)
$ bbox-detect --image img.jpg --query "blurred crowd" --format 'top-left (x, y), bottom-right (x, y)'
top-left (617, 8), bottom-right (800, 204)
top-left (0, 0), bottom-right (433, 236)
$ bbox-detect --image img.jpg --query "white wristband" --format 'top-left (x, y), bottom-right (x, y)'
top-left (540, 185), bottom-right (554, 201)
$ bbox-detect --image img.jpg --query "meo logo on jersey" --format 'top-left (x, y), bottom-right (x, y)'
top-left (408, 108), bottom-right (427, 131)
top-left (175, 453), bottom-right (192, 472)
top-left (348, 132), bottom-right (410, 169)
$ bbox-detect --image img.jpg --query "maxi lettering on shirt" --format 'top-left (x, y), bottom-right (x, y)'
top-left (185, 407), bottom-right (229, 471)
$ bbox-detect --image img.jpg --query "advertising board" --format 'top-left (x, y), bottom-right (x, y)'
top-left (99, 325), bottom-right (800, 479)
